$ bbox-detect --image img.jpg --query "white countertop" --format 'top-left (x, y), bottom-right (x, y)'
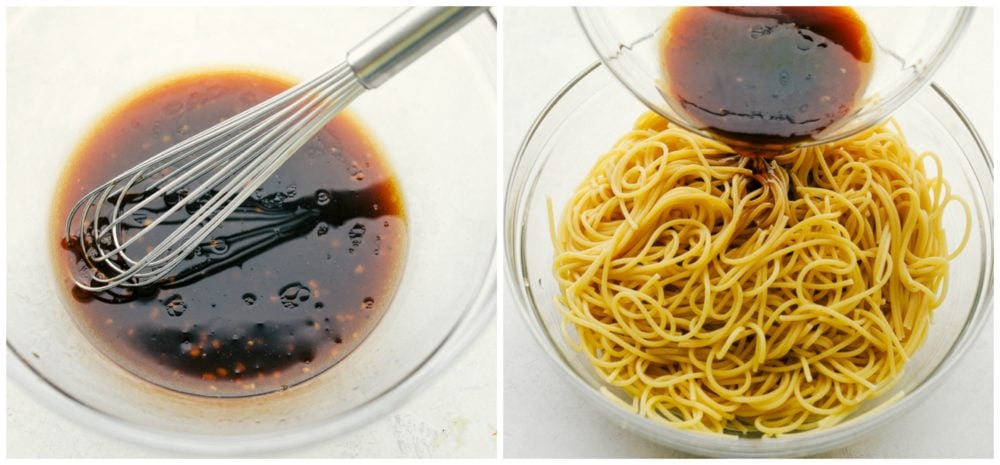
top-left (502, 7), bottom-right (993, 458)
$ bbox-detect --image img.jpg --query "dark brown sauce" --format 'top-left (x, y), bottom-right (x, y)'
top-left (50, 70), bottom-right (407, 397)
top-left (660, 6), bottom-right (873, 150)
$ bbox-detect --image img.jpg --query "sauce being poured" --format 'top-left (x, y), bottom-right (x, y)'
top-left (659, 6), bottom-right (874, 148)
top-left (51, 70), bottom-right (407, 397)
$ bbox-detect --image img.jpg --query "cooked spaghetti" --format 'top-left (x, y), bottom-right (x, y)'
top-left (550, 112), bottom-right (970, 436)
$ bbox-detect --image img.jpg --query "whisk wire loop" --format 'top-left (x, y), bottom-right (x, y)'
top-left (68, 64), bottom-right (364, 291)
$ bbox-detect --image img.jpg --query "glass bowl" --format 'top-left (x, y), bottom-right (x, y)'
top-left (7, 7), bottom-right (496, 455)
top-left (574, 7), bottom-right (974, 151)
top-left (504, 62), bottom-right (992, 457)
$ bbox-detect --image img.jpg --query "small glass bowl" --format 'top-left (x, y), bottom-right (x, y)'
top-left (504, 62), bottom-right (993, 457)
top-left (7, 7), bottom-right (496, 455)
top-left (574, 7), bottom-right (974, 151)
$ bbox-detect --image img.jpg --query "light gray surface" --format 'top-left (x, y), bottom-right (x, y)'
top-left (502, 7), bottom-right (994, 458)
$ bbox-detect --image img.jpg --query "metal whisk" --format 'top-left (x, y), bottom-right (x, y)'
top-left (65, 7), bottom-right (486, 292)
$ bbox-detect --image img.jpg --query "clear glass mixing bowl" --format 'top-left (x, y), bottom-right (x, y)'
top-left (7, 7), bottom-right (495, 455)
top-left (504, 62), bottom-right (993, 457)
top-left (574, 7), bottom-right (974, 151)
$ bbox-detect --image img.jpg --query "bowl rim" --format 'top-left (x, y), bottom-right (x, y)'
top-left (571, 6), bottom-right (976, 152)
top-left (503, 60), bottom-right (994, 457)
top-left (6, 9), bottom-right (498, 456)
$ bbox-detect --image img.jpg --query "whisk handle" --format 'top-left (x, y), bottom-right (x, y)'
top-left (347, 6), bottom-right (487, 89)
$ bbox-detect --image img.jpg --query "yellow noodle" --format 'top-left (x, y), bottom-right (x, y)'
top-left (551, 112), bottom-right (970, 436)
